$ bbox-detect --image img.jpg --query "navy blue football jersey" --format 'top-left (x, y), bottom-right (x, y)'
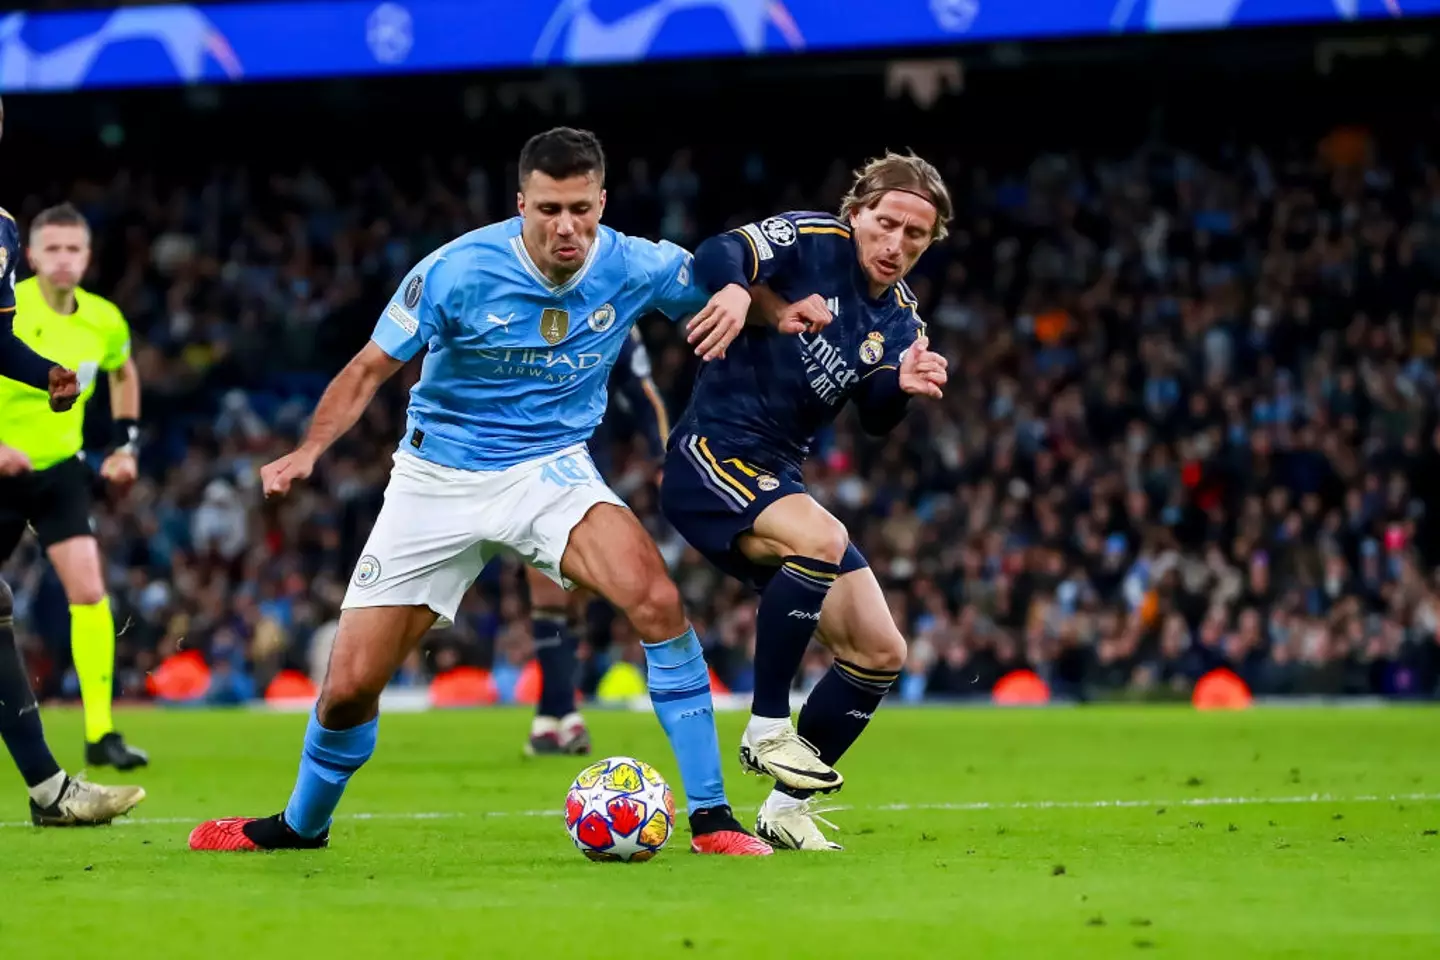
top-left (680, 211), bottom-right (925, 469)
top-left (0, 207), bottom-right (58, 390)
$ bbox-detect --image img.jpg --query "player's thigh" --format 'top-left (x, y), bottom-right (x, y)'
top-left (814, 564), bottom-right (906, 673)
top-left (320, 604), bottom-right (439, 727)
top-left (559, 502), bottom-right (684, 643)
top-left (740, 493), bottom-right (850, 567)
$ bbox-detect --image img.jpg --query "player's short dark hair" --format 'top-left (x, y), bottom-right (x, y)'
top-left (518, 127), bottom-right (606, 188)
top-left (30, 202), bottom-right (89, 242)
top-left (841, 152), bottom-right (952, 242)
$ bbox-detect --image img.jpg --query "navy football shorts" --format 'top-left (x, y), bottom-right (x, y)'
top-left (660, 431), bottom-right (868, 591)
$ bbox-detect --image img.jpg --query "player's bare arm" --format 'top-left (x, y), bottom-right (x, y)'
top-left (261, 342), bottom-right (404, 498)
top-left (99, 355), bottom-right (140, 486)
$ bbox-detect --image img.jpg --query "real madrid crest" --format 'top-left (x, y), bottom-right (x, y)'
top-left (757, 475), bottom-right (780, 492)
top-left (540, 308), bottom-right (570, 345)
top-left (588, 303), bottom-right (617, 333)
top-left (859, 331), bottom-right (885, 366)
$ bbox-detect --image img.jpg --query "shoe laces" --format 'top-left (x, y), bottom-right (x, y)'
top-left (777, 794), bottom-right (840, 840)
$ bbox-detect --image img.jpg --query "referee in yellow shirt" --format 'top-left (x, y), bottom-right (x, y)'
top-left (0, 203), bottom-right (147, 770)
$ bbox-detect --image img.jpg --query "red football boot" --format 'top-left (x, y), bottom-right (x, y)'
top-left (189, 814), bottom-right (328, 852)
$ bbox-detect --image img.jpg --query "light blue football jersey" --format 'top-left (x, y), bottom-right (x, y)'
top-left (370, 217), bottom-right (706, 471)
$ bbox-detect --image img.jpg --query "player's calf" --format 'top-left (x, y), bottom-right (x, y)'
top-left (737, 496), bottom-right (850, 792)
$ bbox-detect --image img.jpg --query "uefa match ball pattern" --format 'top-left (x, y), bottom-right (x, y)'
top-left (565, 756), bottom-right (676, 862)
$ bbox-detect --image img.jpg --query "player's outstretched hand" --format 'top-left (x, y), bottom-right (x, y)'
top-left (776, 294), bottom-right (833, 336)
top-left (261, 448), bottom-right (318, 498)
top-left (47, 365), bottom-right (80, 412)
top-left (687, 284), bottom-right (752, 361)
top-left (0, 443), bottom-right (32, 477)
top-left (899, 337), bottom-right (948, 400)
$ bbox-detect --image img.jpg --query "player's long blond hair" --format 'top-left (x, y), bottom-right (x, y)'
top-left (839, 151), bottom-right (952, 242)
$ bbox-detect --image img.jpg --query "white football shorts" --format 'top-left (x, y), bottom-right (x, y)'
top-left (341, 446), bottom-right (626, 627)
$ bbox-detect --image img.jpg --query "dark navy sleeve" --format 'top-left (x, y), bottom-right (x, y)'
top-left (612, 327), bottom-right (669, 456)
top-left (693, 214), bottom-right (808, 292)
top-left (0, 213), bottom-right (57, 390)
top-left (854, 288), bottom-right (927, 437)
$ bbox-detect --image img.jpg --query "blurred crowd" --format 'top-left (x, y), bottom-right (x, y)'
top-left (6, 120), bottom-right (1440, 706)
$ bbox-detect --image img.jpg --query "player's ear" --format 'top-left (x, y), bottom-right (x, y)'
top-left (515, 191), bottom-right (526, 217)
top-left (598, 189), bottom-right (607, 217)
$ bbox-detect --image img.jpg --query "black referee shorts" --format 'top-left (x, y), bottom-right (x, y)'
top-left (0, 455), bottom-right (96, 562)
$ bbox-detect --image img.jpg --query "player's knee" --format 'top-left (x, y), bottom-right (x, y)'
top-left (627, 577), bottom-right (686, 642)
top-left (791, 517), bottom-right (849, 566)
top-left (0, 578), bottom-right (12, 618)
top-left (848, 631), bottom-right (907, 675)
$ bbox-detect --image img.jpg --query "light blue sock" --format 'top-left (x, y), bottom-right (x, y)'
top-left (282, 711), bottom-right (378, 838)
top-left (643, 627), bottom-right (727, 816)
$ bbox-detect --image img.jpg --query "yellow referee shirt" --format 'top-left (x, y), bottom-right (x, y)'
top-left (0, 278), bottom-right (131, 470)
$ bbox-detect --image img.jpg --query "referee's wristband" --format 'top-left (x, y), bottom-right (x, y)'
top-left (113, 418), bottom-right (140, 456)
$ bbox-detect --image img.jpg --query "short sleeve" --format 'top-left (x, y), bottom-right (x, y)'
top-left (101, 302), bottom-right (133, 371)
top-left (629, 236), bottom-right (708, 321)
top-left (371, 250), bottom-right (453, 361)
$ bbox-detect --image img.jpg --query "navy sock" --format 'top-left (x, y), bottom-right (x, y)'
top-left (0, 580), bottom-right (62, 788)
top-left (643, 627), bottom-right (726, 815)
top-left (533, 614), bottom-right (578, 719)
top-left (751, 557), bottom-right (838, 718)
top-left (795, 658), bottom-right (899, 768)
top-left (282, 711), bottom-right (378, 838)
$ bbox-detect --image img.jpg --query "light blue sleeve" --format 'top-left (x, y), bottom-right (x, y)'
top-left (370, 249), bottom-right (453, 361)
top-left (628, 236), bottom-right (709, 321)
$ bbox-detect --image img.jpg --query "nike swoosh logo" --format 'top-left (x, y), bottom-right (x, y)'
top-left (768, 762), bottom-right (840, 782)
top-left (486, 313), bottom-right (513, 328)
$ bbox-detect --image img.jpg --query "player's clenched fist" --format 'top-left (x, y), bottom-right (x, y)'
top-left (686, 283), bottom-right (752, 361)
top-left (47, 365), bottom-right (80, 412)
top-left (261, 447), bottom-right (318, 498)
top-left (899, 337), bottom-right (948, 399)
top-left (776, 294), bottom-right (833, 336)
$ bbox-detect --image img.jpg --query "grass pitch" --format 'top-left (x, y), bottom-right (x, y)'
top-left (2, 705), bottom-right (1437, 959)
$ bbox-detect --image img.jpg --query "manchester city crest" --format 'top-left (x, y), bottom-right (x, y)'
top-left (588, 303), bottom-right (617, 333)
top-left (859, 331), bottom-right (885, 365)
top-left (354, 555), bottom-right (381, 587)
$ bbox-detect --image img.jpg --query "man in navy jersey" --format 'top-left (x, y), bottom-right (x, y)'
top-left (667, 152), bottom-right (952, 850)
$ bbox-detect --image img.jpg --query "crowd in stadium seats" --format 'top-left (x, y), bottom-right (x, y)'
top-left (5, 119), bottom-right (1440, 705)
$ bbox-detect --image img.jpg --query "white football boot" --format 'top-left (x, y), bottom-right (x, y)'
top-left (755, 794), bottom-right (843, 851)
top-left (739, 723), bottom-right (843, 794)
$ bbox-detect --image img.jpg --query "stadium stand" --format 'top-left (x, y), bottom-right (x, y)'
top-left (2, 26), bottom-right (1437, 706)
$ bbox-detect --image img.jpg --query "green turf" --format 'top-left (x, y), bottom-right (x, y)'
top-left (2, 705), bottom-right (1437, 959)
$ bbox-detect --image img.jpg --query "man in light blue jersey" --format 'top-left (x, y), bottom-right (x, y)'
top-left (189, 128), bottom-right (772, 856)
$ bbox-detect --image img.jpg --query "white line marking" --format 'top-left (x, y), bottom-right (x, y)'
top-left (3, 791), bottom-right (1436, 830)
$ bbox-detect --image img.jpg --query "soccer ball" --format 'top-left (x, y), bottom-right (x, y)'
top-left (564, 756), bottom-right (676, 862)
